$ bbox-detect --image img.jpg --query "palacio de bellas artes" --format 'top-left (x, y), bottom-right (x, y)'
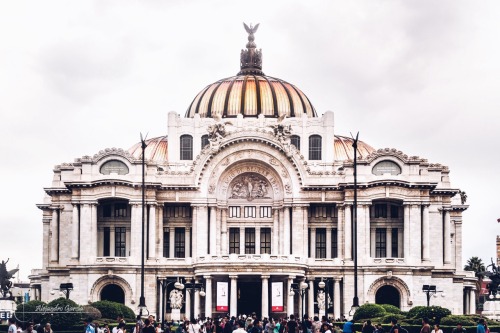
top-left (30, 23), bottom-right (476, 321)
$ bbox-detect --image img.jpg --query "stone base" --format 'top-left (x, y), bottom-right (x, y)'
top-left (171, 309), bottom-right (181, 321)
top-left (482, 301), bottom-right (500, 320)
top-left (319, 309), bottom-right (325, 318)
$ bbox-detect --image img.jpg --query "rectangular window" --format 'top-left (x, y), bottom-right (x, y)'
top-left (245, 228), bottom-right (256, 254)
top-left (261, 228), bottom-right (271, 254)
top-left (115, 227), bottom-right (126, 257)
top-left (103, 227), bottom-right (110, 256)
top-left (374, 204), bottom-right (387, 218)
top-left (180, 135), bottom-right (193, 160)
top-left (229, 228), bottom-right (240, 254)
top-left (391, 228), bottom-right (398, 258)
top-left (103, 205), bottom-right (112, 218)
top-left (229, 206), bottom-right (241, 218)
top-left (332, 228), bottom-right (338, 258)
top-left (163, 228), bottom-right (170, 257)
top-left (244, 206), bottom-right (256, 218)
top-left (260, 206), bottom-right (272, 218)
top-left (316, 228), bottom-right (327, 258)
top-left (390, 205), bottom-right (399, 218)
top-left (174, 228), bottom-right (185, 258)
top-left (114, 203), bottom-right (128, 217)
top-left (291, 136), bottom-right (301, 150)
top-left (164, 205), bottom-right (191, 218)
top-left (375, 228), bottom-right (387, 258)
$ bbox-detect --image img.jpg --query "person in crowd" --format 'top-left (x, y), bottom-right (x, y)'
top-left (302, 315), bottom-right (312, 333)
top-left (286, 315), bottom-right (297, 333)
top-left (389, 319), bottom-right (399, 333)
top-left (232, 321), bottom-right (247, 333)
top-left (374, 324), bottom-right (384, 333)
top-left (452, 323), bottom-right (466, 333)
top-left (362, 320), bottom-right (375, 333)
top-left (113, 315), bottom-right (126, 333)
top-left (142, 319), bottom-right (156, 333)
top-left (23, 323), bottom-right (37, 333)
top-left (42, 323), bottom-right (53, 333)
top-left (342, 320), bottom-right (354, 333)
top-left (251, 320), bottom-right (263, 333)
top-left (311, 316), bottom-right (321, 333)
top-left (477, 319), bottom-right (486, 333)
top-left (420, 318), bottom-right (431, 333)
top-left (8, 318), bottom-right (17, 333)
top-left (321, 323), bottom-right (331, 333)
top-left (433, 324), bottom-right (442, 333)
top-left (117, 323), bottom-right (127, 333)
top-left (84, 318), bottom-right (96, 333)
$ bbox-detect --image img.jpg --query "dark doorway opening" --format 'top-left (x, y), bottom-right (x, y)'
top-left (101, 284), bottom-right (125, 304)
top-left (375, 285), bottom-right (400, 308)
top-left (238, 281), bottom-right (262, 316)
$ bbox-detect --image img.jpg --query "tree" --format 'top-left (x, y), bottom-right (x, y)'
top-left (464, 256), bottom-right (486, 276)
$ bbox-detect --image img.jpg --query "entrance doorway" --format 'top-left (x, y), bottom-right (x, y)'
top-left (375, 285), bottom-right (400, 308)
top-left (101, 284), bottom-right (125, 303)
top-left (238, 281), bottom-right (262, 316)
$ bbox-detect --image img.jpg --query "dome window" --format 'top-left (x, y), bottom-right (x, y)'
top-left (291, 135), bottom-right (301, 150)
top-left (309, 135), bottom-right (322, 160)
top-left (201, 135), bottom-right (209, 149)
top-left (100, 160), bottom-right (129, 175)
top-left (180, 135), bottom-right (193, 160)
top-left (372, 160), bottom-right (402, 176)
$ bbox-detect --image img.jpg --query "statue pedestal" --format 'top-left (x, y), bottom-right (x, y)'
top-left (319, 309), bottom-right (325, 318)
top-left (482, 301), bottom-right (500, 320)
top-left (171, 308), bottom-right (181, 321)
top-left (0, 299), bottom-right (16, 319)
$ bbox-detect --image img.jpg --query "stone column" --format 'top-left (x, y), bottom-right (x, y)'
top-left (310, 228), bottom-right (316, 259)
top-left (370, 230), bottom-right (376, 258)
top-left (194, 281), bottom-right (201, 319)
top-left (443, 209), bottom-right (451, 265)
top-left (464, 290), bottom-right (470, 314)
top-left (131, 203), bottom-right (141, 260)
top-left (148, 204), bottom-right (156, 259)
top-left (273, 208), bottom-right (279, 255)
top-left (205, 276), bottom-right (212, 318)
top-left (337, 206), bottom-right (344, 260)
top-left (403, 205), bottom-right (410, 260)
top-left (221, 208), bottom-right (228, 255)
top-left (230, 275), bottom-right (238, 317)
top-left (255, 227), bottom-right (261, 255)
top-left (303, 206), bottom-right (309, 258)
top-left (308, 279), bottom-right (314, 318)
top-left (185, 282), bottom-right (191, 320)
top-left (261, 275), bottom-right (269, 319)
top-left (50, 208), bottom-right (59, 262)
top-left (409, 205), bottom-right (421, 262)
top-left (292, 206), bottom-right (304, 256)
top-left (210, 206), bottom-right (217, 255)
top-left (326, 228), bottom-right (332, 259)
top-left (197, 206), bottom-right (209, 257)
top-left (185, 227), bottom-right (191, 258)
top-left (192, 206), bottom-right (198, 258)
top-left (287, 276), bottom-right (295, 316)
top-left (469, 289), bottom-right (476, 314)
top-left (157, 204), bottom-right (163, 258)
top-left (334, 277), bottom-right (341, 320)
top-left (422, 205), bottom-right (430, 262)
top-left (91, 203), bottom-right (98, 259)
top-left (71, 204), bottom-right (79, 259)
top-left (169, 227), bottom-right (175, 258)
top-left (79, 204), bottom-right (91, 263)
top-left (283, 207), bottom-right (290, 255)
top-left (344, 205), bottom-right (352, 261)
top-left (240, 228), bottom-right (245, 254)
top-left (110, 228), bottom-right (115, 256)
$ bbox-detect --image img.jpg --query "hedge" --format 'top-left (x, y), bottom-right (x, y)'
top-left (90, 300), bottom-right (135, 320)
top-left (353, 304), bottom-right (387, 321)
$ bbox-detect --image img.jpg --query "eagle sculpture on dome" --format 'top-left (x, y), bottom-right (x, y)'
top-left (244, 23), bottom-right (259, 35)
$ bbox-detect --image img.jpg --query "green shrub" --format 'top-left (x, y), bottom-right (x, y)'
top-left (439, 315), bottom-right (480, 326)
top-left (353, 303), bottom-right (386, 321)
top-left (407, 306), bottom-right (451, 323)
top-left (91, 300), bottom-right (135, 321)
top-left (375, 314), bottom-right (407, 324)
top-left (45, 297), bottom-right (83, 329)
top-left (14, 300), bottom-right (47, 324)
top-left (82, 305), bottom-right (102, 321)
top-left (380, 304), bottom-right (402, 314)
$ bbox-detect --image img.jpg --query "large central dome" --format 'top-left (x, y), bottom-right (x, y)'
top-left (185, 23), bottom-right (317, 118)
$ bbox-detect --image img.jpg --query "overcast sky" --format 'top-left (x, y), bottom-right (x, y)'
top-left (1, 1), bottom-right (499, 281)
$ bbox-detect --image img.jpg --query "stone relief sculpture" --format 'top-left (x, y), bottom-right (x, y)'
top-left (230, 174), bottom-right (270, 201)
top-left (316, 290), bottom-right (331, 311)
top-left (270, 112), bottom-right (292, 152)
top-left (207, 113), bottom-right (232, 142)
top-left (169, 289), bottom-right (184, 309)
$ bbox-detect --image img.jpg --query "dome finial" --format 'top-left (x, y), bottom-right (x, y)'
top-left (239, 22), bottom-right (264, 75)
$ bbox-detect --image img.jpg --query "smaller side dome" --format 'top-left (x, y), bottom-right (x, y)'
top-left (128, 136), bottom-right (168, 162)
top-left (334, 135), bottom-right (375, 161)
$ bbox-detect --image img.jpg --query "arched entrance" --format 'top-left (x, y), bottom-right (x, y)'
top-left (375, 285), bottom-right (400, 308)
top-left (101, 284), bottom-right (125, 304)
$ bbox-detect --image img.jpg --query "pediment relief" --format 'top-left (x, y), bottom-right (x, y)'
top-left (229, 173), bottom-right (272, 201)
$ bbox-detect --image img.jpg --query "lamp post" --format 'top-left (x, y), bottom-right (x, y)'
top-left (351, 132), bottom-right (360, 312)
top-left (158, 278), bottom-right (184, 328)
top-left (139, 133), bottom-right (148, 316)
top-left (183, 279), bottom-right (206, 321)
top-left (318, 278), bottom-right (332, 319)
top-left (59, 283), bottom-right (73, 300)
top-left (290, 281), bottom-right (308, 320)
top-left (422, 285), bottom-right (445, 307)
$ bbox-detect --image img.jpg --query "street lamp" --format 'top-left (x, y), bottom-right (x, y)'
top-left (351, 132), bottom-right (360, 313)
top-left (158, 278), bottom-right (184, 327)
top-left (183, 279), bottom-right (206, 321)
top-left (318, 278), bottom-right (332, 319)
top-left (139, 133), bottom-right (148, 316)
top-left (290, 281), bottom-right (308, 320)
top-left (422, 285), bottom-right (445, 307)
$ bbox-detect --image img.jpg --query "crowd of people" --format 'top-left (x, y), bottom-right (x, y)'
top-left (5, 312), bottom-right (494, 333)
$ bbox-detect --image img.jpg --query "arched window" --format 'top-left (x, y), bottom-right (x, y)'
top-left (290, 135), bottom-right (301, 150)
top-left (201, 135), bottom-right (209, 149)
top-left (309, 135), bottom-right (322, 160)
top-left (180, 135), bottom-right (193, 160)
top-left (100, 160), bottom-right (129, 175)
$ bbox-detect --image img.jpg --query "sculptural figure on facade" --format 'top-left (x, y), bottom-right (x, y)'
top-left (481, 258), bottom-right (500, 298)
top-left (230, 174), bottom-right (270, 201)
top-left (169, 289), bottom-right (184, 309)
top-left (207, 113), bottom-right (233, 152)
top-left (270, 112), bottom-right (292, 152)
top-left (0, 259), bottom-right (19, 298)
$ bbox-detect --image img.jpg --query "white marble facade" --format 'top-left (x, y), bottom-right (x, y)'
top-left (30, 31), bottom-right (476, 320)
